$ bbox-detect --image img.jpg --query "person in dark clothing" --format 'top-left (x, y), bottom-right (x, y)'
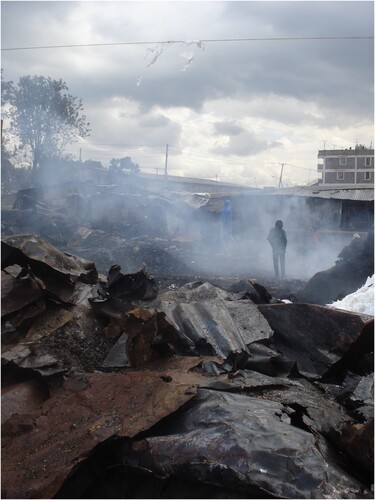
top-left (267, 219), bottom-right (287, 279)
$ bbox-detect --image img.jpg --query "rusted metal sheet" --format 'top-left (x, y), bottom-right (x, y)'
top-left (159, 299), bottom-right (250, 365)
top-left (1, 370), bottom-right (197, 499)
top-left (2, 234), bottom-right (97, 282)
top-left (99, 307), bottom-right (181, 368)
top-left (1, 302), bottom-right (101, 380)
top-left (89, 266), bottom-right (159, 336)
top-left (225, 299), bottom-right (274, 344)
top-left (1, 265), bottom-right (47, 341)
top-left (99, 306), bottom-right (171, 367)
top-left (23, 304), bottom-right (74, 343)
top-left (2, 234), bottom-right (97, 304)
top-left (154, 282), bottom-right (278, 369)
top-left (258, 303), bottom-right (374, 379)
top-left (140, 355), bottom-right (225, 386)
top-left (329, 419), bottom-right (374, 475)
top-left (2, 300), bottom-right (46, 345)
top-left (142, 355), bottom-right (297, 394)
top-left (1, 379), bottom-right (49, 424)
top-left (105, 265), bottom-right (159, 300)
top-left (119, 388), bottom-right (367, 499)
top-left (88, 294), bottom-right (133, 322)
top-left (1, 267), bottom-right (44, 317)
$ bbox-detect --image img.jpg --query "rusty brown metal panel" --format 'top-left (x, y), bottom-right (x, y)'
top-left (1, 380), bottom-right (49, 423)
top-left (2, 234), bottom-right (86, 277)
top-left (258, 303), bottom-right (373, 379)
top-left (1, 370), bottom-right (197, 499)
top-left (1, 269), bottom-right (44, 317)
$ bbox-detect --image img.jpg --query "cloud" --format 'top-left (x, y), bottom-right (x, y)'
top-left (1, 1), bottom-right (373, 187)
top-left (211, 123), bottom-right (282, 157)
top-left (213, 121), bottom-right (243, 136)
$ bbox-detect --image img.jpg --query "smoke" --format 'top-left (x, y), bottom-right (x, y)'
top-left (7, 166), bottom-right (368, 285)
top-left (83, 182), bottom-right (366, 282)
top-left (162, 192), bottom-right (359, 281)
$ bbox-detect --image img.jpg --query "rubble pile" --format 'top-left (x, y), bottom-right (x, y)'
top-left (1, 234), bottom-right (373, 499)
top-left (298, 231), bottom-right (374, 304)
top-left (1, 189), bottom-right (207, 277)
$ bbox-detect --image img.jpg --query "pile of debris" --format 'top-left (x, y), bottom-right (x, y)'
top-left (297, 231), bottom-right (374, 304)
top-left (1, 233), bottom-right (373, 499)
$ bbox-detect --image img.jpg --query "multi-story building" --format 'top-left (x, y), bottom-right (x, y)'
top-left (317, 145), bottom-right (374, 186)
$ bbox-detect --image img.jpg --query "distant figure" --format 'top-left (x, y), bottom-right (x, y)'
top-left (312, 225), bottom-right (321, 246)
top-left (267, 219), bottom-right (287, 279)
top-left (220, 199), bottom-right (233, 241)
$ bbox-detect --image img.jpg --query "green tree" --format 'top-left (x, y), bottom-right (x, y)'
top-left (109, 156), bottom-right (140, 173)
top-left (2, 75), bottom-right (90, 185)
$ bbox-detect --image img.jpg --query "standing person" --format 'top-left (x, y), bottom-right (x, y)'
top-left (220, 199), bottom-right (233, 242)
top-left (267, 219), bottom-right (287, 279)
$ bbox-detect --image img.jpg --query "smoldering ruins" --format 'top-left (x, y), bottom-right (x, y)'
top-left (1, 174), bottom-right (374, 499)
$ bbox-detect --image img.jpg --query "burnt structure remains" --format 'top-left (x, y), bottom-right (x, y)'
top-left (1, 179), bottom-right (374, 499)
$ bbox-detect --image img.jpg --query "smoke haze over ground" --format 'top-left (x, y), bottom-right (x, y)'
top-left (161, 193), bottom-right (356, 281)
top-left (2, 172), bottom-right (371, 296)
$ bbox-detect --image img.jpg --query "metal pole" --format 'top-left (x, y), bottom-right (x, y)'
top-left (278, 163), bottom-right (284, 188)
top-left (164, 143), bottom-right (169, 179)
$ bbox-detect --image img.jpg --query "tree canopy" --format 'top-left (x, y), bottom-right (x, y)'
top-left (2, 74), bottom-right (90, 184)
top-left (109, 156), bottom-right (140, 173)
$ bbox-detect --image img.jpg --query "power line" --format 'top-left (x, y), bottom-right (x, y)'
top-left (287, 162), bottom-right (316, 172)
top-left (2, 35), bottom-right (373, 51)
top-left (70, 144), bottom-right (319, 171)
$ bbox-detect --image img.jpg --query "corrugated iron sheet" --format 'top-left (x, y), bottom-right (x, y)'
top-left (260, 186), bottom-right (374, 201)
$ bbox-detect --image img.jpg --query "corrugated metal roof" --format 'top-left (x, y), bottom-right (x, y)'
top-left (260, 185), bottom-right (374, 201)
top-left (139, 172), bottom-right (255, 189)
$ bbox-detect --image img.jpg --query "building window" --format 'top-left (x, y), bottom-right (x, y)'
top-left (339, 157), bottom-right (347, 165)
top-left (365, 157), bottom-right (372, 167)
top-left (364, 171), bottom-right (371, 181)
top-left (337, 172), bottom-right (344, 180)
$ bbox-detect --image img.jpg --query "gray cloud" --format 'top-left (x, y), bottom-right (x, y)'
top-left (211, 126), bottom-right (282, 157)
top-left (1, 1), bottom-right (373, 185)
top-left (3, 1), bottom-right (373, 121)
top-left (213, 121), bottom-right (244, 136)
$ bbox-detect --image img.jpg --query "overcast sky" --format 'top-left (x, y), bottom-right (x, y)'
top-left (1, 1), bottom-right (374, 187)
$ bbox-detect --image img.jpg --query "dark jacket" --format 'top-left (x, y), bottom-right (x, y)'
top-left (267, 227), bottom-right (287, 252)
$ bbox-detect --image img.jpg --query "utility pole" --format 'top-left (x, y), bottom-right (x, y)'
top-left (278, 163), bottom-right (285, 188)
top-left (164, 143), bottom-right (169, 179)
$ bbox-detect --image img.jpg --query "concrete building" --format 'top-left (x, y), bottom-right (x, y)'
top-left (317, 145), bottom-right (374, 186)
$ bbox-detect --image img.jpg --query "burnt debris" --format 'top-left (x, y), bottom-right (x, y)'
top-left (1, 230), bottom-right (373, 499)
top-left (1, 182), bottom-right (374, 498)
top-left (297, 230), bottom-right (374, 305)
